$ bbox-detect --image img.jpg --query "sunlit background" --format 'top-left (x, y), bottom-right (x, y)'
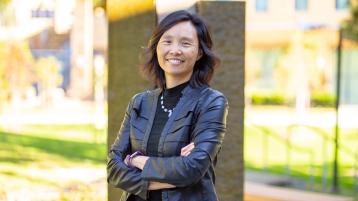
top-left (0, 0), bottom-right (357, 200)
top-left (0, 0), bottom-right (107, 200)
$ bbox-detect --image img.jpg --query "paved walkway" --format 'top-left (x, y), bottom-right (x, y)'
top-left (245, 181), bottom-right (354, 201)
top-left (245, 194), bottom-right (282, 201)
top-left (0, 98), bottom-right (105, 125)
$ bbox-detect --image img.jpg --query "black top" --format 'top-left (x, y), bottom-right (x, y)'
top-left (131, 81), bottom-right (189, 201)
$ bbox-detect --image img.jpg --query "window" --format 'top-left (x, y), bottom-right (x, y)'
top-left (256, 0), bottom-right (268, 12)
top-left (336, 0), bottom-right (349, 10)
top-left (295, 0), bottom-right (308, 11)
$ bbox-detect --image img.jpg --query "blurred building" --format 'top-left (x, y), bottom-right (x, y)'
top-left (29, 27), bottom-right (71, 92)
top-left (0, 0), bottom-right (107, 100)
top-left (246, 0), bottom-right (358, 105)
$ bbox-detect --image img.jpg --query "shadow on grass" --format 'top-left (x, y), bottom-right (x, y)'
top-left (0, 131), bottom-right (106, 164)
top-left (0, 156), bottom-right (35, 164)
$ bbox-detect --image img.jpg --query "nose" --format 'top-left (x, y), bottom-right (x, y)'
top-left (169, 43), bottom-right (182, 55)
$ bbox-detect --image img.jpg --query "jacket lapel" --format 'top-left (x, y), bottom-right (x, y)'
top-left (157, 85), bottom-right (207, 156)
top-left (141, 88), bottom-right (161, 153)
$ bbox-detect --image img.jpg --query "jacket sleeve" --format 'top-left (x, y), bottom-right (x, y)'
top-left (107, 95), bottom-right (149, 199)
top-left (141, 94), bottom-right (228, 187)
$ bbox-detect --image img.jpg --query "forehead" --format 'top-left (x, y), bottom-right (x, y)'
top-left (161, 21), bottom-right (198, 40)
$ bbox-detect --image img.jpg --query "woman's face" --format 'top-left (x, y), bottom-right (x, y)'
top-left (156, 21), bottom-right (202, 84)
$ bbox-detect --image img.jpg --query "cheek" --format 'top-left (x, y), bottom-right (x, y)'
top-left (156, 46), bottom-right (166, 60)
top-left (189, 50), bottom-right (200, 62)
top-left (156, 46), bottom-right (161, 58)
top-left (156, 48), bottom-right (163, 62)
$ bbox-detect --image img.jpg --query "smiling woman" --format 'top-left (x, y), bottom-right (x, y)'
top-left (107, 10), bottom-right (229, 201)
top-left (156, 21), bottom-right (202, 88)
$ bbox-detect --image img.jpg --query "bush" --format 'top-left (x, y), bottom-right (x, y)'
top-left (250, 91), bottom-right (286, 105)
top-left (310, 92), bottom-right (335, 107)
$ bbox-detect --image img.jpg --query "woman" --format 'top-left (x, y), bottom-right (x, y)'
top-left (107, 10), bottom-right (228, 201)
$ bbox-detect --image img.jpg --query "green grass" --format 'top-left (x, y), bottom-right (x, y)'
top-left (0, 131), bottom-right (105, 163)
top-left (245, 124), bottom-right (358, 200)
top-left (1, 114), bottom-right (357, 200)
top-left (1, 124), bottom-right (106, 143)
top-left (0, 124), bottom-right (107, 201)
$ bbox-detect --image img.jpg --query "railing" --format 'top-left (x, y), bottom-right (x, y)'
top-left (248, 124), bottom-right (315, 189)
top-left (286, 125), bottom-right (331, 191)
top-left (246, 123), bottom-right (358, 195)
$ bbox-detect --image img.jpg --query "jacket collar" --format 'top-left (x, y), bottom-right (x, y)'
top-left (141, 84), bottom-right (207, 154)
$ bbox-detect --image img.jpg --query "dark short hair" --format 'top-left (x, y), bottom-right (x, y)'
top-left (140, 10), bottom-right (220, 89)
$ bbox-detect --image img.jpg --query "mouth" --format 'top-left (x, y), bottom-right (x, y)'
top-left (166, 58), bottom-right (184, 65)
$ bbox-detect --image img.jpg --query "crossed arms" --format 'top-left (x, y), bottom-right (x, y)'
top-left (107, 94), bottom-right (228, 200)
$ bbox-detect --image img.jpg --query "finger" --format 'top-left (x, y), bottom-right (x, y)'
top-left (181, 147), bottom-right (191, 156)
top-left (181, 148), bottom-right (189, 156)
top-left (181, 143), bottom-right (191, 151)
top-left (181, 149), bottom-right (191, 156)
top-left (181, 144), bottom-right (189, 154)
top-left (181, 143), bottom-right (195, 156)
top-left (184, 143), bottom-right (195, 153)
top-left (188, 142), bottom-right (195, 151)
top-left (181, 142), bottom-right (194, 153)
top-left (182, 151), bottom-right (190, 157)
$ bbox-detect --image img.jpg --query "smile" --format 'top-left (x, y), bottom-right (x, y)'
top-left (166, 58), bottom-right (183, 65)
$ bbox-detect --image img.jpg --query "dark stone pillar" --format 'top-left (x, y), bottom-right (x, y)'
top-left (107, 1), bottom-right (156, 201)
top-left (197, 1), bottom-right (245, 201)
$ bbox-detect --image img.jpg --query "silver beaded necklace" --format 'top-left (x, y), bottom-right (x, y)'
top-left (160, 94), bottom-right (173, 117)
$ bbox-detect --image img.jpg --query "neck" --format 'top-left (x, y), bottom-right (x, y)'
top-left (165, 73), bottom-right (192, 89)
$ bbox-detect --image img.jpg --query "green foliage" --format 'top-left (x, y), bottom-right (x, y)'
top-left (0, 0), bottom-right (10, 11)
top-left (250, 91), bottom-right (287, 105)
top-left (310, 92), bottom-right (336, 107)
top-left (93, 0), bottom-right (105, 9)
top-left (0, 1), bottom-right (16, 26)
top-left (250, 91), bottom-right (336, 107)
top-left (34, 56), bottom-right (63, 93)
top-left (0, 42), bottom-right (64, 109)
top-left (342, 0), bottom-right (358, 40)
top-left (0, 41), bottom-right (35, 110)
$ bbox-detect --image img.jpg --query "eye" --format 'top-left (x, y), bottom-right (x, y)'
top-left (182, 42), bottom-right (191, 47)
top-left (161, 40), bottom-right (171, 45)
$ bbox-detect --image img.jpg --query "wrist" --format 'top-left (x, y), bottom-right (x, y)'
top-left (125, 151), bottom-right (143, 168)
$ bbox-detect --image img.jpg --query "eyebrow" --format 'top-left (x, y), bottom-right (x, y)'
top-left (161, 35), bottom-right (172, 40)
top-left (161, 35), bottom-right (195, 42)
top-left (180, 37), bottom-right (195, 42)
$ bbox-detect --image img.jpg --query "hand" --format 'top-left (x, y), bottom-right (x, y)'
top-left (131, 155), bottom-right (149, 170)
top-left (148, 181), bottom-right (176, 190)
top-left (181, 142), bottom-right (195, 157)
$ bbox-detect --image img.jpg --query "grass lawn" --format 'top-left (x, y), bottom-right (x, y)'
top-left (1, 106), bottom-right (357, 200)
top-left (0, 124), bottom-right (107, 201)
top-left (245, 124), bottom-right (358, 200)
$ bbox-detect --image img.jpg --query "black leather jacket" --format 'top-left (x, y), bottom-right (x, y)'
top-left (107, 85), bottom-right (228, 201)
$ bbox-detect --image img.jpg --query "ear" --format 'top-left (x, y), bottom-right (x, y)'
top-left (196, 49), bottom-right (203, 61)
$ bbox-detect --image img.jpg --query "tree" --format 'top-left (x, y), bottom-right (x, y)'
top-left (0, 0), bottom-right (16, 27)
top-left (0, 0), bottom-right (10, 11)
top-left (0, 41), bottom-right (35, 111)
top-left (342, 0), bottom-right (358, 40)
top-left (34, 56), bottom-right (63, 105)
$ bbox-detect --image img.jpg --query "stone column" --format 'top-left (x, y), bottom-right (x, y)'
top-left (197, 1), bottom-right (245, 201)
top-left (107, 0), bottom-right (156, 200)
top-left (68, 0), bottom-right (93, 99)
